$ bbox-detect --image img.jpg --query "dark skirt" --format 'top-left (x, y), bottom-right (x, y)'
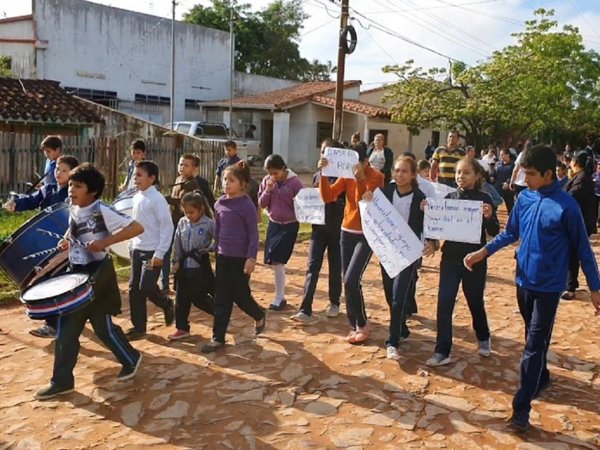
top-left (264, 220), bottom-right (299, 265)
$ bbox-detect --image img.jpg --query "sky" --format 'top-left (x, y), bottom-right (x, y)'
top-left (2, 0), bottom-right (599, 88)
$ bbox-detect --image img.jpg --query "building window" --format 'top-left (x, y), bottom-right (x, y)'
top-left (64, 86), bottom-right (117, 106)
top-left (185, 98), bottom-right (202, 108)
top-left (134, 94), bottom-right (171, 105)
top-left (316, 122), bottom-right (333, 147)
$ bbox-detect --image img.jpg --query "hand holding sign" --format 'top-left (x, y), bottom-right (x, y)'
top-left (322, 147), bottom-right (359, 179)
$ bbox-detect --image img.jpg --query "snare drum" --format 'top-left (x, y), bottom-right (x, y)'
top-left (110, 189), bottom-right (136, 260)
top-left (0, 203), bottom-right (70, 289)
top-left (21, 273), bottom-right (93, 320)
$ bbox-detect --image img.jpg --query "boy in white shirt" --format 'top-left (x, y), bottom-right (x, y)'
top-left (35, 163), bottom-right (144, 400)
top-left (127, 160), bottom-right (175, 339)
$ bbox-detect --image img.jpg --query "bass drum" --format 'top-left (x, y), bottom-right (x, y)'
top-left (0, 203), bottom-right (70, 289)
top-left (110, 189), bottom-right (135, 261)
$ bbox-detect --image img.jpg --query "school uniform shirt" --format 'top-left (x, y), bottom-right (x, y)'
top-left (14, 184), bottom-right (68, 211)
top-left (441, 188), bottom-right (500, 259)
top-left (493, 161), bottom-right (515, 191)
top-left (173, 215), bottom-right (215, 269)
top-left (131, 185), bottom-right (174, 260)
top-left (486, 181), bottom-right (600, 293)
top-left (513, 152), bottom-right (527, 187)
top-left (320, 165), bottom-right (384, 233)
top-left (124, 159), bottom-right (136, 191)
top-left (215, 155), bottom-right (241, 178)
top-left (380, 184), bottom-right (427, 240)
top-left (68, 200), bottom-right (134, 266)
top-left (43, 158), bottom-right (57, 186)
top-left (258, 170), bottom-right (304, 223)
top-left (214, 195), bottom-right (259, 259)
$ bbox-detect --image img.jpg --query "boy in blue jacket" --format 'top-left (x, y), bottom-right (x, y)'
top-left (3, 155), bottom-right (79, 339)
top-left (464, 145), bottom-right (600, 433)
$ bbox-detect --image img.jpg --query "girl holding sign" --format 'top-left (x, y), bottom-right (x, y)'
top-left (258, 155), bottom-right (304, 310)
top-left (319, 147), bottom-right (384, 344)
top-left (426, 157), bottom-right (499, 367)
top-left (364, 156), bottom-right (438, 360)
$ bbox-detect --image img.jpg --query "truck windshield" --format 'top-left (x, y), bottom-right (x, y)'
top-left (202, 125), bottom-right (228, 136)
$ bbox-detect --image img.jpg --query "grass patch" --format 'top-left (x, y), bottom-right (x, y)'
top-left (0, 208), bottom-right (312, 304)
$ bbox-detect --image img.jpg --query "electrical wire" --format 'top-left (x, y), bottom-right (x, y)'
top-left (434, 0), bottom-right (521, 25)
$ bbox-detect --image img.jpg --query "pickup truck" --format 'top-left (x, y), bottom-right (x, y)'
top-left (164, 121), bottom-right (261, 158)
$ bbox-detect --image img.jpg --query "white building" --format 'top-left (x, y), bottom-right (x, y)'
top-left (0, 0), bottom-right (296, 130)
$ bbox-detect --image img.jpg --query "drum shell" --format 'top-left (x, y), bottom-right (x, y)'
top-left (0, 203), bottom-right (70, 289)
top-left (110, 190), bottom-right (135, 261)
top-left (20, 273), bottom-right (93, 320)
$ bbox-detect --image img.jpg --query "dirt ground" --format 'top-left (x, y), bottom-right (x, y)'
top-left (1, 207), bottom-right (600, 450)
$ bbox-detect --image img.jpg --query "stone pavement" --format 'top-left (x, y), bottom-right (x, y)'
top-left (1, 228), bottom-right (600, 449)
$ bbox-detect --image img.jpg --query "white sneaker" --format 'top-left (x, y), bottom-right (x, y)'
top-left (386, 345), bottom-right (400, 361)
top-left (290, 311), bottom-right (311, 324)
top-left (326, 303), bottom-right (340, 318)
top-left (426, 353), bottom-right (452, 367)
top-left (478, 338), bottom-right (492, 357)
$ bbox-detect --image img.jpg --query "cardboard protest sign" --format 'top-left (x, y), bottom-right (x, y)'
top-left (359, 189), bottom-right (424, 278)
top-left (294, 188), bottom-right (325, 225)
top-left (322, 147), bottom-right (358, 179)
top-left (424, 198), bottom-right (482, 244)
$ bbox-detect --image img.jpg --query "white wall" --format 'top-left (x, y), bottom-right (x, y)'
top-left (234, 72), bottom-right (298, 97)
top-left (0, 18), bottom-right (36, 77)
top-left (32, 0), bottom-right (231, 122)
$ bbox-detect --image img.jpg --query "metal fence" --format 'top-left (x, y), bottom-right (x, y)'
top-left (0, 132), bottom-right (224, 200)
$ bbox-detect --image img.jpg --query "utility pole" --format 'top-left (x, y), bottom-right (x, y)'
top-left (228, 1), bottom-right (235, 138)
top-left (169, 0), bottom-right (176, 131)
top-left (332, 0), bottom-right (349, 140)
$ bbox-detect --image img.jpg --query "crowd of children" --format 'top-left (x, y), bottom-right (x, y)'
top-left (5, 133), bottom-right (600, 435)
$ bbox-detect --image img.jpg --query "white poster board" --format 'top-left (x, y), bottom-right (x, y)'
top-left (424, 199), bottom-right (482, 244)
top-left (294, 188), bottom-right (325, 225)
top-left (431, 182), bottom-right (457, 199)
top-left (322, 147), bottom-right (358, 179)
top-left (359, 189), bottom-right (424, 279)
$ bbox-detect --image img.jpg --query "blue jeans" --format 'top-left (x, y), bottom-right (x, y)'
top-left (435, 257), bottom-right (490, 357)
top-left (512, 287), bottom-right (560, 417)
top-left (299, 224), bottom-right (342, 316)
top-left (382, 261), bottom-right (419, 348)
top-left (340, 231), bottom-right (372, 328)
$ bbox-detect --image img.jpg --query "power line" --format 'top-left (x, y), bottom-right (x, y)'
top-left (434, 0), bottom-right (521, 25)
top-left (358, 0), bottom-right (502, 14)
top-left (566, 0), bottom-right (600, 43)
top-left (349, 7), bottom-right (460, 62)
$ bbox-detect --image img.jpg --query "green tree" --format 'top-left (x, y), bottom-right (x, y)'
top-left (184, 0), bottom-right (332, 81)
top-left (382, 9), bottom-right (600, 146)
top-left (0, 56), bottom-right (12, 77)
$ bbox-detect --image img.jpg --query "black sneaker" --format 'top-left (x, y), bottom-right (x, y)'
top-left (268, 299), bottom-right (287, 311)
top-left (125, 328), bottom-right (146, 340)
top-left (34, 384), bottom-right (74, 400)
top-left (255, 310), bottom-right (267, 335)
top-left (507, 410), bottom-right (530, 433)
top-left (200, 340), bottom-right (225, 353)
top-left (164, 300), bottom-right (175, 326)
top-left (117, 353), bottom-right (143, 382)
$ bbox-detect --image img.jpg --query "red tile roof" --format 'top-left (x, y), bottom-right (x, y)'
top-left (0, 77), bottom-right (102, 124)
top-left (204, 80), bottom-right (362, 109)
top-left (312, 95), bottom-right (390, 118)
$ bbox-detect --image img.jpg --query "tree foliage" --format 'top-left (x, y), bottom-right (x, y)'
top-left (0, 56), bottom-right (12, 77)
top-left (382, 9), bottom-right (600, 147)
top-left (184, 0), bottom-right (332, 81)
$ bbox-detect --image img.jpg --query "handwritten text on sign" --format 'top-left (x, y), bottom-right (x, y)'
top-left (322, 147), bottom-right (358, 179)
top-left (359, 189), bottom-right (424, 279)
top-left (294, 188), bottom-right (325, 225)
top-left (424, 199), bottom-right (482, 244)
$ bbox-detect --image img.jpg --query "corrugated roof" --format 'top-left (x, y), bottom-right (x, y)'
top-left (203, 80), bottom-right (362, 109)
top-left (0, 77), bottom-right (103, 124)
top-left (312, 95), bottom-right (390, 118)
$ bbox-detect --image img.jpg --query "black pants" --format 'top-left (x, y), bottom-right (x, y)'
top-left (567, 234), bottom-right (591, 292)
top-left (513, 287), bottom-right (560, 416)
top-left (499, 189), bottom-right (515, 214)
top-left (299, 224), bottom-right (342, 316)
top-left (128, 249), bottom-right (171, 332)
top-left (175, 257), bottom-right (215, 331)
top-left (212, 255), bottom-right (265, 343)
top-left (382, 261), bottom-right (419, 348)
top-left (434, 257), bottom-right (490, 357)
top-left (340, 231), bottom-right (373, 329)
top-left (52, 304), bottom-right (139, 388)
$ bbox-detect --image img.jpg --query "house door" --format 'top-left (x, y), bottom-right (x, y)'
top-left (261, 119), bottom-right (273, 158)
